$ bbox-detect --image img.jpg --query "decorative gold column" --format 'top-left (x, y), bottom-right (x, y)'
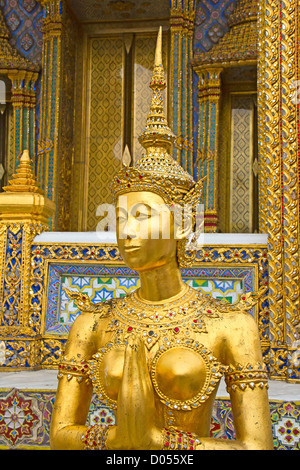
top-left (193, 66), bottom-right (223, 232)
top-left (170, 0), bottom-right (195, 176)
top-left (0, 150), bottom-right (55, 367)
top-left (8, 71), bottom-right (39, 168)
top-left (258, 0), bottom-right (300, 382)
top-left (0, 8), bottom-right (39, 176)
top-left (192, 0), bottom-right (258, 233)
top-left (38, 0), bottom-right (63, 205)
top-left (38, 0), bottom-right (77, 230)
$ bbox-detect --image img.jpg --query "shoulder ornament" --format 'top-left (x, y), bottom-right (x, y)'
top-left (209, 286), bottom-right (267, 315)
top-left (64, 288), bottom-right (114, 317)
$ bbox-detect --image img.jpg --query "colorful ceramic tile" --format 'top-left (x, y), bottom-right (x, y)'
top-left (0, 388), bottom-right (299, 450)
top-left (194, 0), bottom-right (238, 53)
top-left (44, 262), bottom-right (255, 336)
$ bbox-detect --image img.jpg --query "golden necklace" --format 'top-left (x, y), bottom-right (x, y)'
top-left (104, 284), bottom-right (218, 350)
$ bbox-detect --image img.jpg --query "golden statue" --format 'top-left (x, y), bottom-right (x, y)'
top-left (50, 28), bottom-right (273, 451)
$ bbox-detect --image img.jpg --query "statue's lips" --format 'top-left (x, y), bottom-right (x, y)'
top-left (123, 245), bottom-right (141, 252)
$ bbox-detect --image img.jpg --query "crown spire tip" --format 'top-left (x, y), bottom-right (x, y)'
top-left (154, 26), bottom-right (163, 66)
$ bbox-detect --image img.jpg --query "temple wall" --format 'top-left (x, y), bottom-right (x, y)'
top-left (0, 0), bottom-right (299, 451)
top-left (0, 231), bottom-right (270, 370)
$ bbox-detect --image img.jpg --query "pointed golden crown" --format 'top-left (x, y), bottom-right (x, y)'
top-left (138, 26), bottom-right (175, 153)
top-left (112, 27), bottom-right (203, 209)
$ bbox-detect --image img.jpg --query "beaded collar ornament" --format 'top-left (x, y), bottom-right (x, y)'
top-left (111, 27), bottom-right (203, 213)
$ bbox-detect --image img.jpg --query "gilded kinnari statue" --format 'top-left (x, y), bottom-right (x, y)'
top-left (50, 28), bottom-right (273, 451)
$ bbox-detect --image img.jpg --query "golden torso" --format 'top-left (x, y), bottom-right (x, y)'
top-left (54, 283), bottom-right (272, 450)
top-left (76, 286), bottom-right (230, 436)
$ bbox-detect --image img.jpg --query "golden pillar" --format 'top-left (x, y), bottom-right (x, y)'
top-left (170, 0), bottom-right (195, 176)
top-left (258, 0), bottom-right (300, 381)
top-left (193, 66), bottom-right (223, 232)
top-left (192, 0), bottom-right (257, 233)
top-left (38, 0), bottom-right (77, 230)
top-left (0, 9), bottom-right (39, 176)
top-left (38, 0), bottom-right (63, 214)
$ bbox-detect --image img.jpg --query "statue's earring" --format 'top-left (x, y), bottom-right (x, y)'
top-left (174, 207), bottom-right (197, 268)
top-left (177, 238), bottom-right (197, 268)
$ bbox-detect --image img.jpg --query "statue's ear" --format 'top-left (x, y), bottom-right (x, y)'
top-left (173, 177), bottom-right (206, 241)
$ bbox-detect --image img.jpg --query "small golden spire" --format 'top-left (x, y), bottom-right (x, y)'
top-left (138, 26), bottom-right (175, 154)
top-left (3, 150), bottom-right (40, 193)
top-left (122, 145), bottom-right (132, 167)
top-left (154, 25), bottom-right (162, 67)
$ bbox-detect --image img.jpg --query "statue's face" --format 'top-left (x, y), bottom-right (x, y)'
top-left (116, 191), bottom-right (177, 271)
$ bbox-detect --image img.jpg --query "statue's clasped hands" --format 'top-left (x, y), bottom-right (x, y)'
top-left (106, 335), bottom-right (162, 450)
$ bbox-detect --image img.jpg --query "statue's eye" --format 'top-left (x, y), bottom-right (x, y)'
top-left (116, 213), bottom-right (127, 223)
top-left (135, 210), bottom-right (149, 221)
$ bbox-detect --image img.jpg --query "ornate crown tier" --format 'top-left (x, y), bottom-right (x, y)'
top-left (112, 151), bottom-right (200, 208)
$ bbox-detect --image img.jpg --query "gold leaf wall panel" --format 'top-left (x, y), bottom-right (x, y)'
top-left (86, 36), bottom-right (124, 231)
top-left (230, 95), bottom-right (254, 233)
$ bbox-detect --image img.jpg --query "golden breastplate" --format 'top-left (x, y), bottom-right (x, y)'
top-left (90, 341), bottom-right (224, 411)
top-left (153, 347), bottom-right (208, 402)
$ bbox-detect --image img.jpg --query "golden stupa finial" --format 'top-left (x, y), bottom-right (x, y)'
top-left (3, 149), bottom-right (40, 193)
top-left (138, 26), bottom-right (175, 153)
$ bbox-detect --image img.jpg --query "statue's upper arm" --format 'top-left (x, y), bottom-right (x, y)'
top-left (223, 313), bottom-right (273, 450)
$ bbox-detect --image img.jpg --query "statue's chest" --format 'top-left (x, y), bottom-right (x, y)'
top-left (87, 289), bottom-right (227, 412)
top-left (88, 336), bottom-right (226, 412)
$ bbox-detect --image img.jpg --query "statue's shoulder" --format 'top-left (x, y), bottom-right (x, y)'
top-left (64, 288), bottom-right (119, 319)
top-left (196, 286), bottom-right (267, 317)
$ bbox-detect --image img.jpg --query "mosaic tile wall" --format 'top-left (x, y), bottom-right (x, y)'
top-left (44, 262), bottom-right (254, 337)
top-left (194, 0), bottom-right (239, 53)
top-left (0, 0), bottom-right (43, 66)
top-left (0, 388), bottom-right (299, 450)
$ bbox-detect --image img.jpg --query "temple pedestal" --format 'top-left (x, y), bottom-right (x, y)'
top-left (0, 370), bottom-right (299, 449)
